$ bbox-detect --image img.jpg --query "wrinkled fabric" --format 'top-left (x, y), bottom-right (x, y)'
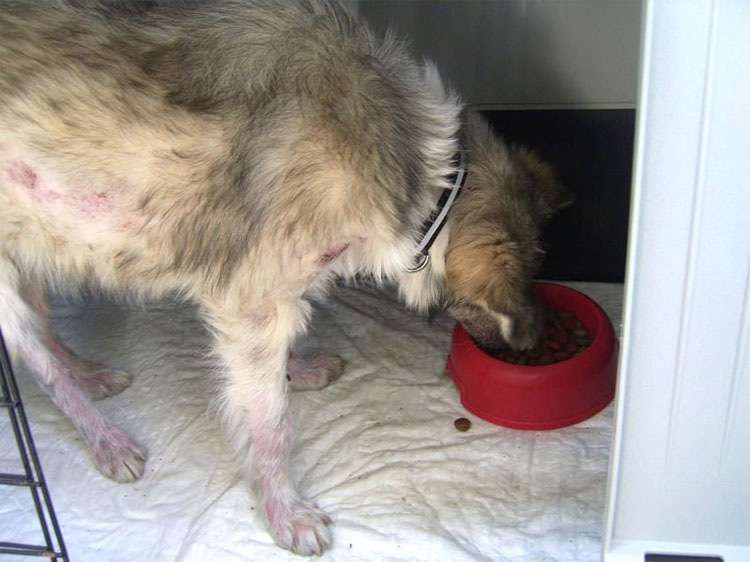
top-left (0, 282), bottom-right (622, 562)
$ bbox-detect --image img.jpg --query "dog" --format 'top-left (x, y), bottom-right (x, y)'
top-left (0, 0), bottom-right (570, 555)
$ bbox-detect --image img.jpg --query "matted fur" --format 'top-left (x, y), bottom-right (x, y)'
top-left (0, 0), bottom-right (568, 555)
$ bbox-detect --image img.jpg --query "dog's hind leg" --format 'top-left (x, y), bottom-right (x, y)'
top-left (210, 299), bottom-right (332, 555)
top-left (24, 284), bottom-right (133, 400)
top-left (287, 352), bottom-right (345, 391)
top-left (0, 261), bottom-right (146, 482)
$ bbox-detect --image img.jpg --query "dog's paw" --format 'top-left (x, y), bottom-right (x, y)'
top-left (76, 365), bottom-right (132, 400)
top-left (266, 497), bottom-right (332, 556)
top-left (92, 427), bottom-right (147, 483)
top-left (287, 353), bottom-right (346, 391)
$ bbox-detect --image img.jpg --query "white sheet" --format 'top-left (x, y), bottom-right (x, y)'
top-left (1, 281), bottom-right (622, 561)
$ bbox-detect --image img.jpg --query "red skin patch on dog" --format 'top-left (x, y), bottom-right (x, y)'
top-left (81, 192), bottom-right (113, 216)
top-left (5, 160), bottom-right (124, 221)
top-left (5, 161), bottom-right (38, 190)
top-left (317, 242), bottom-right (350, 264)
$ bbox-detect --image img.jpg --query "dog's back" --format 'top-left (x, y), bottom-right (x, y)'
top-left (0, 0), bottom-right (458, 298)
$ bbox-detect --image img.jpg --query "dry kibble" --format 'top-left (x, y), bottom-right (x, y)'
top-left (488, 306), bottom-right (591, 366)
top-left (454, 417), bottom-right (471, 432)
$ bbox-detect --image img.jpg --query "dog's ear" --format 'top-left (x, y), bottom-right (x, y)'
top-left (513, 147), bottom-right (574, 217)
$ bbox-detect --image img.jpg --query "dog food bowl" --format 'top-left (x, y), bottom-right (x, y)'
top-left (446, 282), bottom-right (618, 430)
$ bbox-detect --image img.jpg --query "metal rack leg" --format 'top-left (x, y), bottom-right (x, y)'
top-left (0, 328), bottom-right (69, 561)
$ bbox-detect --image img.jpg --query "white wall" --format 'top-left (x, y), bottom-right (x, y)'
top-left (358, 0), bottom-right (641, 109)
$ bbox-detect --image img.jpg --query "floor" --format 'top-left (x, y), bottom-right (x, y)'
top-left (2, 280), bottom-right (622, 562)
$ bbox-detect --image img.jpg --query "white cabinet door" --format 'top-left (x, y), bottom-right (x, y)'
top-left (604, 1), bottom-right (750, 560)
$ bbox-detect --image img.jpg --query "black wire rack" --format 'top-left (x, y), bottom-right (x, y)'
top-left (0, 328), bottom-right (69, 561)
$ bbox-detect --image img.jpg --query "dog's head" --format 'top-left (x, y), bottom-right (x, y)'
top-left (443, 112), bottom-right (572, 353)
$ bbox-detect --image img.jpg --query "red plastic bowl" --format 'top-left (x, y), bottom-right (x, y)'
top-left (446, 282), bottom-right (618, 430)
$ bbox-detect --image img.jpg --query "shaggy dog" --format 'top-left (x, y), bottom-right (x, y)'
top-left (0, 0), bottom-right (570, 555)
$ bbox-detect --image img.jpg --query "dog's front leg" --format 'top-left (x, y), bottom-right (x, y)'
top-left (208, 300), bottom-right (331, 555)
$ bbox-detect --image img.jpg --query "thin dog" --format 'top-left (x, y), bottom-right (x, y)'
top-left (0, 0), bottom-right (570, 555)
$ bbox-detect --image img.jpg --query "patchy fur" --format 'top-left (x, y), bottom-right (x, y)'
top-left (0, 0), bottom-right (568, 555)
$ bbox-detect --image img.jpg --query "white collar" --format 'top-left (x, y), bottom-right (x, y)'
top-left (405, 151), bottom-right (466, 273)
